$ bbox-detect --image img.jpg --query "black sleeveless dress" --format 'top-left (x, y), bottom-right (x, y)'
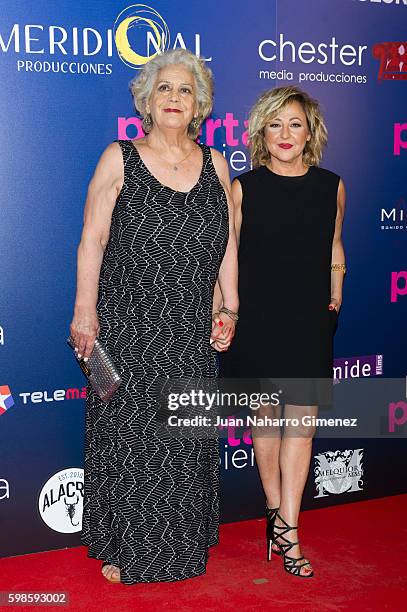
top-left (81, 140), bottom-right (229, 584)
top-left (220, 164), bottom-right (340, 405)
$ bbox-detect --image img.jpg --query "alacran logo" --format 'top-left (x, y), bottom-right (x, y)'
top-left (38, 468), bottom-right (84, 533)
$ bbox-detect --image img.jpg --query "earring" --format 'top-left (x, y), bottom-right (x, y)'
top-left (143, 113), bottom-right (153, 131)
top-left (190, 117), bottom-right (200, 132)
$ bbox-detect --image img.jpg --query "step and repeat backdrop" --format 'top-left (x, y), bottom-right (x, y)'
top-left (1, 0), bottom-right (406, 557)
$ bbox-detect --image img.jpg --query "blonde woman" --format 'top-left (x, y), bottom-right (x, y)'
top-left (70, 48), bottom-right (238, 584)
top-left (220, 86), bottom-right (346, 578)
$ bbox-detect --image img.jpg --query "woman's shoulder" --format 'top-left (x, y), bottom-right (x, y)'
top-left (232, 167), bottom-right (265, 193)
top-left (206, 145), bottom-right (226, 165)
top-left (206, 146), bottom-right (231, 186)
top-left (232, 166), bottom-right (263, 185)
top-left (312, 165), bottom-right (341, 183)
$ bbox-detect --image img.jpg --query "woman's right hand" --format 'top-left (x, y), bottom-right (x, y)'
top-left (210, 311), bottom-right (235, 352)
top-left (69, 308), bottom-right (100, 360)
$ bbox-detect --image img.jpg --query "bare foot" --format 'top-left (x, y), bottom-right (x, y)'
top-left (274, 515), bottom-right (313, 576)
top-left (101, 564), bottom-right (121, 582)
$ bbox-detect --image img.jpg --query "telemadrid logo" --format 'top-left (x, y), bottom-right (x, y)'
top-left (38, 468), bottom-right (84, 533)
top-left (0, 385), bottom-right (14, 416)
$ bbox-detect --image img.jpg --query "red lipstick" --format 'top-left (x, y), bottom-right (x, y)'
top-left (164, 108), bottom-right (181, 113)
top-left (278, 143), bottom-right (293, 149)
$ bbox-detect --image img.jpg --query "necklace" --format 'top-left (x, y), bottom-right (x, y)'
top-left (146, 140), bottom-right (198, 171)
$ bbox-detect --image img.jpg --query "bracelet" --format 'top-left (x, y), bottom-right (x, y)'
top-left (331, 263), bottom-right (346, 273)
top-left (219, 306), bottom-right (239, 322)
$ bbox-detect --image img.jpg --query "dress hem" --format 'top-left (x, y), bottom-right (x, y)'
top-left (81, 538), bottom-right (219, 584)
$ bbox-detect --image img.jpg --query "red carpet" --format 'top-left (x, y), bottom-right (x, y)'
top-left (1, 494), bottom-right (406, 611)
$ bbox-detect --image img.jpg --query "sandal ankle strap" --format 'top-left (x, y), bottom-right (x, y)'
top-left (276, 511), bottom-right (298, 529)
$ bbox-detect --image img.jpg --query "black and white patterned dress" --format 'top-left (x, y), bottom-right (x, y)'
top-left (80, 140), bottom-right (229, 584)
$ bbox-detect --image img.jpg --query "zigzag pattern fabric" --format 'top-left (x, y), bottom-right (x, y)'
top-left (81, 139), bottom-right (229, 584)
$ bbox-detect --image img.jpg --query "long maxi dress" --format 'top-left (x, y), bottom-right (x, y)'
top-left (80, 140), bottom-right (229, 584)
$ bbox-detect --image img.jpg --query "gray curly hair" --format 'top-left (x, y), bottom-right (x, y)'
top-left (130, 48), bottom-right (214, 139)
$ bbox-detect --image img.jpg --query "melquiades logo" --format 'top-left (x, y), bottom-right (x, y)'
top-left (333, 355), bottom-right (383, 380)
top-left (380, 198), bottom-right (407, 231)
top-left (314, 449), bottom-right (364, 498)
top-left (38, 468), bottom-right (84, 533)
top-left (390, 271), bottom-right (407, 302)
top-left (0, 3), bottom-right (210, 75)
top-left (0, 385), bottom-right (14, 416)
top-left (373, 41), bottom-right (407, 81)
top-left (0, 479), bottom-right (10, 501)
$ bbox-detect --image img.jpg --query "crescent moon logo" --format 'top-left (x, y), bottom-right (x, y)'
top-left (114, 4), bottom-right (170, 69)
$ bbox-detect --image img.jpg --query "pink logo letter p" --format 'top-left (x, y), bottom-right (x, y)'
top-left (390, 271), bottom-right (407, 302)
top-left (389, 401), bottom-right (407, 433)
top-left (394, 123), bottom-right (407, 155)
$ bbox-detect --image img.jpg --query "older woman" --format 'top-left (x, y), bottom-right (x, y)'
top-left (220, 86), bottom-right (346, 578)
top-left (70, 48), bottom-right (238, 584)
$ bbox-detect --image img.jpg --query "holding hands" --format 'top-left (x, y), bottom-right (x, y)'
top-left (210, 307), bottom-right (237, 352)
top-left (328, 296), bottom-right (341, 313)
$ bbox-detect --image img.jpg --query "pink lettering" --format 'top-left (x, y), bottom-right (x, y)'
top-left (243, 428), bottom-right (252, 445)
top-left (388, 401), bottom-right (407, 433)
top-left (225, 423), bottom-right (240, 446)
top-left (117, 116), bottom-right (144, 140)
top-left (390, 271), bottom-right (407, 302)
top-left (393, 123), bottom-right (407, 155)
top-left (205, 118), bottom-right (222, 146)
top-left (242, 120), bottom-right (249, 146)
top-left (224, 112), bottom-right (239, 146)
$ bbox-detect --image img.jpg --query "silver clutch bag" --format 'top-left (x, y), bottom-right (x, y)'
top-left (67, 335), bottom-right (121, 402)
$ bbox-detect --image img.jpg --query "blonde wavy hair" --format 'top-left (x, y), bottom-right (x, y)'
top-left (130, 48), bottom-right (213, 139)
top-left (248, 86), bottom-right (328, 168)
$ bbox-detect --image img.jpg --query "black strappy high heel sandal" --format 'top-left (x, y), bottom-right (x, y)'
top-left (266, 505), bottom-right (281, 560)
top-left (271, 512), bottom-right (314, 578)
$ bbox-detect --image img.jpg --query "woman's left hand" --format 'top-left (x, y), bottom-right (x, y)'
top-left (329, 297), bottom-right (342, 313)
top-left (210, 311), bottom-right (236, 352)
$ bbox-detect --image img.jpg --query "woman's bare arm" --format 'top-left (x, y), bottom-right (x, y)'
top-left (210, 150), bottom-right (239, 350)
top-left (212, 176), bottom-right (243, 310)
top-left (70, 142), bottom-right (124, 359)
top-left (330, 178), bottom-right (346, 311)
top-left (231, 177), bottom-right (243, 246)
